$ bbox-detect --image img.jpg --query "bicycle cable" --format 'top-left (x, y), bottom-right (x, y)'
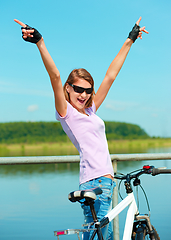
top-left (116, 168), bottom-right (151, 216)
top-left (136, 186), bottom-right (139, 210)
top-left (116, 168), bottom-right (143, 200)
top-left (139, 184), bottom-right (151, 216)
top-left (118, 179), bottom-right (124, 200)
top-left (129, 168), bottom-right (142, 175)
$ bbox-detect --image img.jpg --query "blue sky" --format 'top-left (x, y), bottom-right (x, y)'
top-left (0, 0), bottom-right (171, 137)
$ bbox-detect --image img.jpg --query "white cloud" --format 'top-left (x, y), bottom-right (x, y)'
top-left (0, 80), bottom-right (53, 98)
top-left (105, 100), bottom-right (139, 111)
top-left (151, 113), bottom-right (158, 118)
top-left (105, 100), bottom-right (170, 117)
top-left (0, 80), bottom-right (14, 86)
top-left (27, 105), bottom-right (39, 112)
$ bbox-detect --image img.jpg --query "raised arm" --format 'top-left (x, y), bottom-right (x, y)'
top-left (94, 17), bottom-right (148, 111)
top-left (14, 19), bottom-right (67, 117)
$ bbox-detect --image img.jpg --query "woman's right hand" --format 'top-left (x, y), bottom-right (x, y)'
top-left (128, 17), bottom-right (149, 42)
top-left (14, 19), bottom-right (42, 44)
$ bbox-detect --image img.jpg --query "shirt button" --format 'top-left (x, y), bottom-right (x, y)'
top-left (99, 180), bottom-right (102, 183)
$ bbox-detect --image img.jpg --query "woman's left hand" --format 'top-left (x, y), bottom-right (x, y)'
top-left (136, 17), bottom-right (149, 40)
top-left (128, 17), bottom-right (149, 42)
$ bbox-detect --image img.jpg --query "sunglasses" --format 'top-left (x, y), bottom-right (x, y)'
top-left (69, 83), bottom-right (93, 94)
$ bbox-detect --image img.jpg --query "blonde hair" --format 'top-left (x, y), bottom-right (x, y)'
top-left (63, 68), bottom-right (95, 108)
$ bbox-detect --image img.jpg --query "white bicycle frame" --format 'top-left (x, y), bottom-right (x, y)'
top-left (54, 192), bottom-right (139, 240)
top-left (55, 165), bottom-right (170, 240)
top-left (104, 192), bottom-right (139, 240)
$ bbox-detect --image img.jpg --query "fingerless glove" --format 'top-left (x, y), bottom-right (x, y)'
top-left (128, 24), bottom-right (140, 42)
top-left (21, 25), bottom-right (42, 44)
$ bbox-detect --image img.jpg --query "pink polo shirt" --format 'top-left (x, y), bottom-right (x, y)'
top-left (56, 101), bottom-right (114, 185)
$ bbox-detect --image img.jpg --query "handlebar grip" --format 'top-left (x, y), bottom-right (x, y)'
top-left (152, 168), bottom-right (171, 176)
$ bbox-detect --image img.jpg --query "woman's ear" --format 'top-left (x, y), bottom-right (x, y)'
top-left (66, 83), bottom-right (70, 93)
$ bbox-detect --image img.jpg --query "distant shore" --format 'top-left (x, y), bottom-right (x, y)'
top-left (0, 138), bottom-right (171, 157)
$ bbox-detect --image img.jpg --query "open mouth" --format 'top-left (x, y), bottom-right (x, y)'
top-left (77, 98), bottom-right (86, 104)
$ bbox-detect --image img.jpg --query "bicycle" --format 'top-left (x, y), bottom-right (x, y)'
top-left (54, 165), bottom-right (171, 240)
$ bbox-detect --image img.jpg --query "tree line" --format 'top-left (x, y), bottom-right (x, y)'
top-left (0, 121), bottom-right (149, 144)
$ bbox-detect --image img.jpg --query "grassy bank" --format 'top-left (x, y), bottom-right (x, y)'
top-left (0, 138), bottom-right (171, 157)
top-left (108, 138), bottom-right (171, 154)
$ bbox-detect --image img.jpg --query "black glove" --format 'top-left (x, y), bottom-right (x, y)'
top-left (21, 25), bottom-right (42, 44)
top-left (128, 24), bottom-right (140, 42)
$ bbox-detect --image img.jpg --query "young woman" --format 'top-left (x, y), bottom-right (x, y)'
top-left (15, 17), bottom-right (148, 240)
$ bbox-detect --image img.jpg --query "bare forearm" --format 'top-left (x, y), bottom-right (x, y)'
top-left (106, 38), bottom-right (133, 82)
top-left (14, 19), bottom-right (67, 116)
top-left (36, 38), bottom-right (60, 80)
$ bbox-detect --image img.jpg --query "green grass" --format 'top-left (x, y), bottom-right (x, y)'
top-left (0, 138), bottom-right (171, 157)
top-left (108, 138), bottom-right (171, 154)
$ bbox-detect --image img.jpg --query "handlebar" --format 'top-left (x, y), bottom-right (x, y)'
top-left (114, 165), bottom-right (171, 204)
top-left (114, 165), bottom-right (171, 180)
top-left (151, 167), bottom-right (171, 176)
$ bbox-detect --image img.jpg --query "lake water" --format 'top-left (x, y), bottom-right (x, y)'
top-left (0, 147), bottom-right (171, 240)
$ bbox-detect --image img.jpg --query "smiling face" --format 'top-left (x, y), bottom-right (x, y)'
top-left (66, 78), bottom-right (92, 113)
top-left (63, 68), bottom-right (95, 112)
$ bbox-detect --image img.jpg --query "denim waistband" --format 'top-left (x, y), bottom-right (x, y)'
top-left (80, 175), bottom-right (115, 187)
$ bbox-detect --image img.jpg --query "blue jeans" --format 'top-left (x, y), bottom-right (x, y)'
top-left (79, 177), bottom-right (116, 240)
